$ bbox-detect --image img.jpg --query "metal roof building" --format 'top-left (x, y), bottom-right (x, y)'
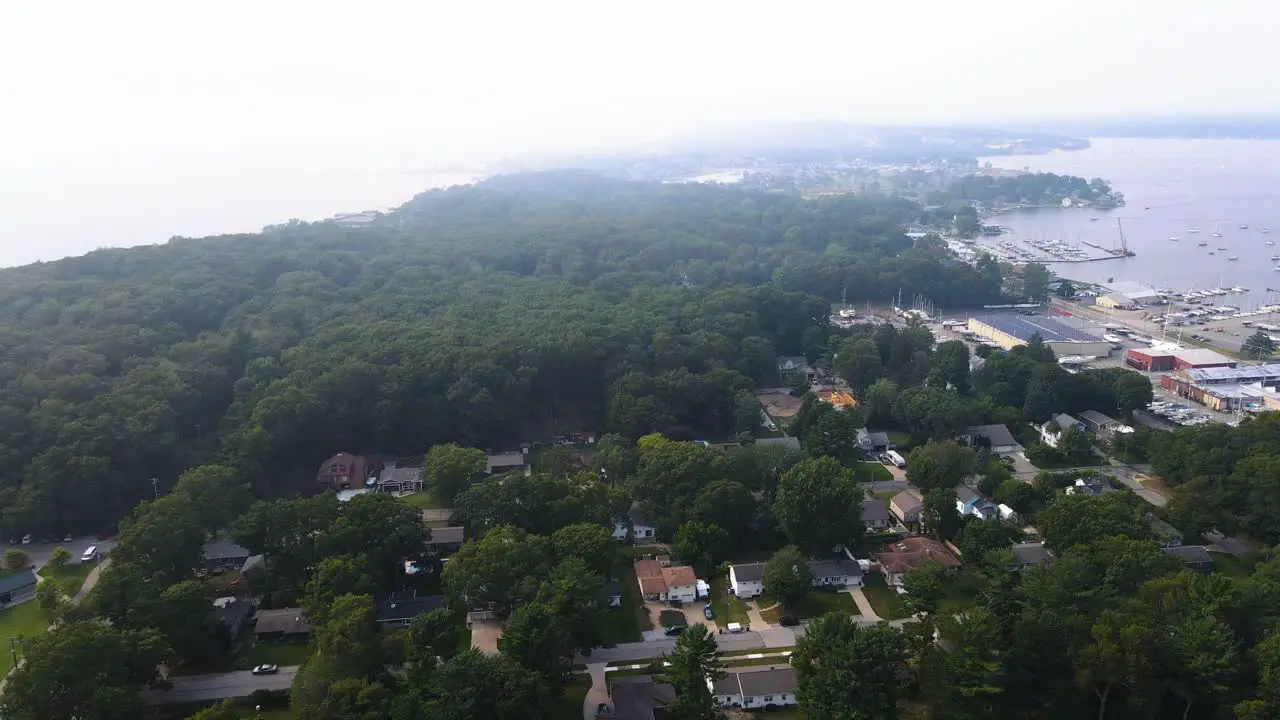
top-left (967, 313), bottom-right (1112, 357)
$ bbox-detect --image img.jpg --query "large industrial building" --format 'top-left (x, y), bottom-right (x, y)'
top-left (1160, 363), bottom-right (1280, 411)
top-left (1126, 344), bottom-right (1238, 372)
top-left (1100, 281), bottom-right (1163, 306)
top-left (966, 313), bottom-right (1112, 357)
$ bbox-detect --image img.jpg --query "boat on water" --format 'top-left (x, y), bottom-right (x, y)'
top-left (1197, 240), bottom-right (1208, 246)
top-left (1168, 236), bottom-right (1179, 241)
top-left (1271, 255), bottom-right (1280, 261)
top-left (1241, 224), bottom-right (1250, 230)
top-left (1268, 241), bottom-right (1276, 246)
top-left (1229, 256), bottom-right (1239, 261)
top-left (1212, 232), bottom-right (1224, 238)
top-left (1187, 228), bottom-right (1199, 233)
top-left (1263, 228), bottom-right (1271, 234)
top-left (1091, 217), bottom-right (1099, 222)
top-left (1218, 246), bottom-right (1229, 250)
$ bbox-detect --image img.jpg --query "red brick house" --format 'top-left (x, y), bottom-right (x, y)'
top-left (317, 453), bottom-right (375, 490)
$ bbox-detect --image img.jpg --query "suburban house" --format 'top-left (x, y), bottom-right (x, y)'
top-left (485, 451), bottom-right (525, 475)
top-left (424, 526), bottom-right (466, 555)
top-left (1009, 542), bottom-right (1055, 571)
top-left (376, 464), bottom-right (423, 494)
top-left (1078, 410), bottom-right (1135, 441)
top-left (0, 569), bottom-right (37, 608)
top-left (254, 608), bottom-right (311, 642)
top-left (889, 489), bottom-right (924, 525)
top-left (376, 590), bottom-right (444, 626)
top-left (202, 535), bottom-right (252, 571)
top-left (211, 597), bottom-right (253, 642)
top-left (808, 558), bottom-right (863, 589)
top-left (605, 578), bottom-right (623, 607)
top-left (1163, 545), bottom-right (1214, 572)
top-left (635, 560), bottom-right (699, 603)
top-left (861, 498), bottom-right (893, 531)
top-left (1148, 515), bottom-right (1185, 548)
top-left (728, 558), bottom-right (862, 599)
top-left (712, 667), bottom-right (798, 710)
top-left (614, 504), bottom-right (658, 543)
top-left (317, 452), bottom-right (376, 490)
top-left (1038, 413), bottom-right (1086, 448)
top-left (777, 356), bottom-right (814, 382)
top-left (873, 537), bottom-right (961, 586)
top-left (600, 676), bottom-right (675, 720)
top-left (955, 485), bottom-right (1000, 521)
top-left (960, 424), bottom-right (1022, 454)
top-left (1066, 476), bottom-right (1112, 497)
top-left (856, 428), bottom-right (893, 455)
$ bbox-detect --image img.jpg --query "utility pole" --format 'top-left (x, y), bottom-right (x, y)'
top-left (150, 477), bottom-right (159, 500)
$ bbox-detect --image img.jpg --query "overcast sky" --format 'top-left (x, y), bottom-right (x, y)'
top-left (1, 0), bottom-right (1278, 264)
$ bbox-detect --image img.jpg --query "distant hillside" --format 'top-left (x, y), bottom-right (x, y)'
top-left (1016, 115), bottom-right (1280, 139)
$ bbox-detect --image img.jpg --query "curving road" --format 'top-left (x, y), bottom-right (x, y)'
top-left (140, 667), bottom-right (299, 705)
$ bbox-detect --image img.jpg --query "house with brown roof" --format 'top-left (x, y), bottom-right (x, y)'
top-left (254, 608), bottom-right (311, 641)
top-left (317, 453), bottom-right (376, 490)
top-left (634, 559), bottom-right (699, 603)
top-left (873, 537), bottom-right (960, 586)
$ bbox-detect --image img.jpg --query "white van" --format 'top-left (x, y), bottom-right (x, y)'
top-left (81, 545), bottom-right (98, 563)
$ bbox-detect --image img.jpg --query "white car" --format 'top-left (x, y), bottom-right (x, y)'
top-left (251, 664), bottom-right (278, 675)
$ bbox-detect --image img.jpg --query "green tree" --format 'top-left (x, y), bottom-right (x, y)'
top-left (1112, 370), bottom-right (1154, 416)
top-left (3, 548), bottom-right (29, 571)
top-left (775, 457), bottom-right (864, 554)
top-left (834, 338), bottom-right (884, 395)
top-left (1244, 330), bottom-right (1277, 360)
top-left (318, 493), bottom-right (429, 589)
top-left (113, 493), bottom-right (206, 583)
top-left (425, 444), bottom-right (486, 504)
top-left (186, 700), bottom-right (241, 720)
top-left (170, 464), bottom-right (251, 535)
top-left (906, 440), bottom-right (976, 492)
top-left (1021, 364), bottom-right (1060, 422)
top-left (1057, 279), bottom-right (1077, 298)
top-left (407, 608), bottom-right (467, 664)
top-left (443, 525), bottom-right (551, 616)
top-left (805, 406), bottom-right (862, 464)
top-left (865, 378), bottom-right (900, 427)
top-left (793, 614), bottom-right (905, 720)
top-left (661, 623), bottom-right (723, 720)
top-left (690, 480), bottom-right (757, 538)
top-left (156, 579), bottom-right (224, 663)
top-left (0, 621), bottom-right (169, 720)
top-left (929, 340), bottom-right (971, 393)
top-left (35, 578), bottom-right (67, 619)
top-left (304, 554), bottom-right (376, 629)
top-left (921, 609), bottom-right (1005, 719)
top-left (498, 602), bottom-right (574, 690)
top-left (533, 558), bottom-right (606, 653)
top-left (1075, 606), bottom-right (1159, 720)
top-left (1022, 263), bottom-right (1051, 302)
top-left (922, 488), bottom-right (962, 541)
top-left (550, 523), bottom-right (617, 578)
top-left (958, 520), bottom-right (1017, 565)
top-left (46, 546), bottom-right (71, 569)
top-left (732, 390), bottom-right (761, 436)
top-left (418, 649), bottom-right (553, 720)
top-left (902, 560), bottom-right (948, 615)
top-left (1057, 426), bottom-right (1096, 465)
top-left (1036, 492), bottom-right (1149, 553)
top-left (763, 545), bottom-right (812, 606)
top-left (311, 678), bottom-right (394, 720)
top-left (673, 521), bottom-right (730, 576)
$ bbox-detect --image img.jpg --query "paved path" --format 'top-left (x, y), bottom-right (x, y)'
top-left (141, 667), bottom-right (299, 705)
top-left (582, 663), bottom-right (608, 720)
top-left (72, 558), bottom-right (109, 604)
top-left (847, 588), bottom-right (881, 621)
top-left (745, 603), bottom-right (768, 629)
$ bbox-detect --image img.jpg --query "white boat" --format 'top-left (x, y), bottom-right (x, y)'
top-left (1240, 224), bottom-right (1250, 230)
top-left (1187, 228), bottom-right (1199, 233)
top-left (1268, 241), bottom-right (1275, 246)
top-left (1218, 246), bottom-right (1229, 250)
top-left (1271, 255), bottom-right (1280, 261)
top-left (1197, 240), bottom-right (1208, 246)
top-left (1228, 256), bottom-right (1239, 261)
top-left (1168, 236), bottom-right (1179, 241)
top-left (1212, 232), bottom-right (1224, 238)
top-left (1102, 334), bottom-right (1125, 343)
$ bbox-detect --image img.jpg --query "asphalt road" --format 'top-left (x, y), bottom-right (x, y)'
top-left (0, 536), bottom-right (118, 569)
top-left (141, 667), bottom-right (299, 705)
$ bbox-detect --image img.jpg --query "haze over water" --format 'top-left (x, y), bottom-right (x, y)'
top-left (982, 138), bottom-right (1280, 309)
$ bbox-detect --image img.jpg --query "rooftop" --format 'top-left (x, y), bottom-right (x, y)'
top-left (425, 526), bottom-right (465, 546)
top-left (731, 562), bottom-right (766, 584)
top-left (756, 436), bottom-right (801, 449)
top-left (377, 465), bottom-right (422, 486)
top-left (202, 536), bottom-right (251, 561)
top-left (1185, 363), bottom-right (1280, 383)
top-left (1077, 410), bottom-right (1116, 427)
top-left (1103, 281), bottom-right (1161, 299)
top-left (962, 423), bottom-right (1018, 448)
top-left (610, 676), bottom-right (676, 720)
top-left (254, 608), bottom-right (311, 636)
top-left (661, 565), bottom-right (697, 588)
top-left (891, 490), bottom-right (924, 512)
top-left (712, 667), bottom-right (797, 698)
top-left (874, 537), bottom-right (961, 574)
top-left (1173, 348), bottom-right (1236, 366)
top-left (1010, 542), bottom-right (1053, 566)
top-left (486, 451), bottom-right (525, 473)
top-left (0, 569), bottom-right (36, 595)
top-left (1163, 545), bottom-right (1213, 565)
top-left (969, 313), bottom-right (1102, 344)
top-left (376, 592), bottom-right (443, 623)
top-left (808, 558), bottom-right (863, 580)
top-left (861, 498), bottom-right (892, 524)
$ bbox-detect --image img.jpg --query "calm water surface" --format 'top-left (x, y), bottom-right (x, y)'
top-left (982, 138), bottom-right (1280, 308)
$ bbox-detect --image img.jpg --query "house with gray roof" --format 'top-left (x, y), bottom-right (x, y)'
top-left (600, 676), bottom-right (675, 720)
top-left (857, 428), bottom-right (892, 455)
top-left (1009, 542), bottom-right (1054, 571)
top-left (729, 558), bottom-right (862, 598)
top-left (376, 464), bottom-right (423, 494)
top-left (0, 569), bottom-right (37, 608)
top-left (424, 526), bottom-right (465, 555)
top-left (776, 356), bottom-right (814, 382)
top-left (1039, 413), bottom-right (1086, 448)
top-left (861, 498), bottom-right (893, 530)
top-left (961, 424), bottom-right (1022, 453)
top-left (889, 489), bottom-right (924, 524)
top-left (202, 535), bottom-right (251, 571)
top-left (1163, 545), bottom-right (1214, 572)
top-left (712, 667), bottom-right (798, 710)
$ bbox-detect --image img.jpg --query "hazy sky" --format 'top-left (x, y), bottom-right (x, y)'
top-left (2, 0), bottom-right (1279, 265)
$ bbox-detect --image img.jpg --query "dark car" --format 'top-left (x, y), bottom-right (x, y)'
top-left (703, 604), bottom-right (714, 620)
top-left (664, 625), bottom-right (686, 636)
top-left (779, 615), bottom-right (800, 627)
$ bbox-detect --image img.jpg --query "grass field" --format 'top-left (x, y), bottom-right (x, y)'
top-left (556, 675), bottom-right (592, 719)
top-left (39, 562), bottom-right (94, 596)
top-left (1210, 551), bottom-right (1256, 579)
top-left (598, 562), bottom-right (649, 644)
top-left (854, 462), bottom-right (894, 483)
top-left (248, 640), bottom-right (311, 667)
top-left (760, 590), bottom-right (856, 623)
top-left (658, 610), bottom-right (684, 628)
top-left (399, 491), bottom-right (445, 510)
top-left (937, 570), bottom-right (983, 614)
top-left (709, 577), bottom-right (749, 626)
top-left (861, 573), bottom-right (909, 620)
top-left (886, 431), bottom-right (913, 451)
top-left (0, 602), bottom-right (49, 676)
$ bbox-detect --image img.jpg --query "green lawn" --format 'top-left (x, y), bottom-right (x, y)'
top-left (555, 675), bottom-right (592, 719)
top-left (861, 573), bottom-right (909, 621)
top-left (0, 601), bottom-right (49, 676)
top-left (873, 491), bottom-right (898, 504)
top-left (854, 462), bottom-right (894, 483)
top-left (937, 570), bottom-right (984, 614)
top-left (760, 589), bottom-right (856, 623)
top-left (608, 563), bottom-right (651, 638)
top-left (399, 491), bottom-right (445, 509)
top-left (658, 610), bottom-right (684, 628)
top-left (709, 577), bottom-right (749, 626)
top-left (886, 431), bottom-right (913, 451)
top-left (1210, 551), bottom-right (1256, 579)
top-left (39, 562), bottom-right (94, 596)
top-left (248, 640), bottom-right (311, 667)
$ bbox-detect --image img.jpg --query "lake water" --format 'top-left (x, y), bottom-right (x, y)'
top-left (980, 138), bottom-right (1280, 309)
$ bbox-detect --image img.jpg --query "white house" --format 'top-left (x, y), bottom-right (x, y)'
top-left (729, 559), bottom-right (863, 599)
top-left (1038, 413), bottom-right (1085, 448)
top-left (955, 485), bottom-right (999, 521)
top-left (712, 668), bottom-right (797, 710)
top-left (635, 560), bottom-right (699, 603)
top-left (614, 503), bottom-right (658, 543)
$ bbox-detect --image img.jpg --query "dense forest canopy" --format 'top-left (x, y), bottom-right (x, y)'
top-left (947, 172), bottom-right (1114, 204)
top-left (0, 172), bottom-right (1005, 536)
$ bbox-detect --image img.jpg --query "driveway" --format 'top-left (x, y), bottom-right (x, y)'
top-left (582, 663), bottom-right (608, 720)
top-left (866, 480), bottom-right (908, 495)
top-left (470, 618), bottom-right (502, 655)
top-left (141, 667), bottom-right (298, 705)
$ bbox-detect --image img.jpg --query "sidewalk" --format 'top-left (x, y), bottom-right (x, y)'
top-left (582, 663), bottom-right (608, 720)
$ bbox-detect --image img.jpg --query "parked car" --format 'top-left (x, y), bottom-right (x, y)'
top-left (703, 604), bottom-right (714, 620)
top-left (20, 534), bottom-right (31, 545)
top-left (664, 625), bottom-right (686, 637)
top-left (251, 664), bottom-right (279, 675)
top-left (596, 703), bottom-right (610, 718)
top-left (779, 615), bottom-right (800, 627)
